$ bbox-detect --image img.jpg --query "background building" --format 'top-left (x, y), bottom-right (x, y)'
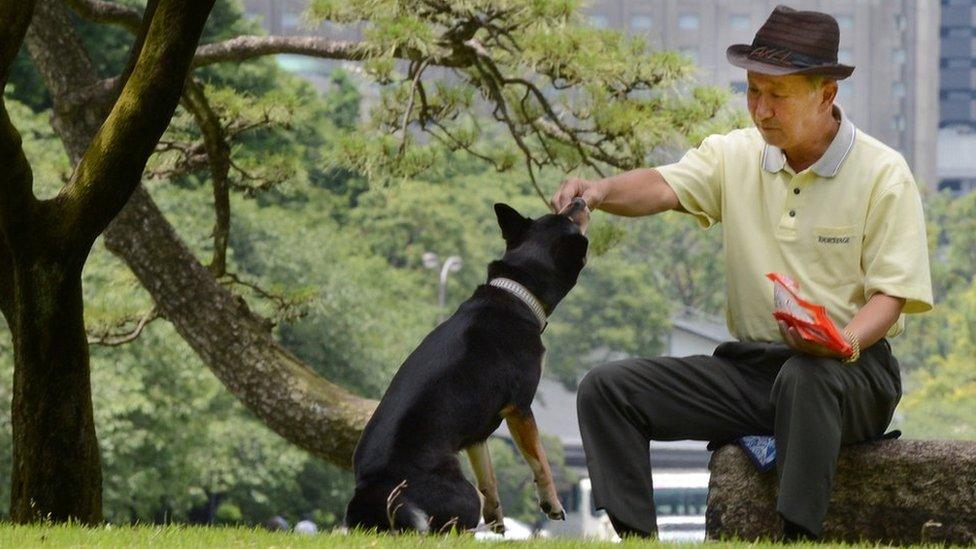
top-left (940, 0), bottom-right (975, 129)
top-left (938, 0), bottom-right (976, 194)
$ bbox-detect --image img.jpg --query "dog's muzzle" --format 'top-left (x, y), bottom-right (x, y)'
top-left (561, 197), bottom-right (590, 234)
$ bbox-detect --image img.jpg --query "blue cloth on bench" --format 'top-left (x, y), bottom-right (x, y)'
top-left (737, 435), bottom-right (777, 472)
top-left (733, 430), bottom-right (902, 473)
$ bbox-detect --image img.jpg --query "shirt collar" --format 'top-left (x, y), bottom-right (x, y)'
top-left (761, 104), bottom-right (857, 178)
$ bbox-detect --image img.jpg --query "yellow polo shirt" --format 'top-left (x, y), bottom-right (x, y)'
top-left (656, 106), bottom-right (933, 342)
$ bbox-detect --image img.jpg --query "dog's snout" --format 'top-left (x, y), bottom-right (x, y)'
top-left (562, 198), bottom-right (590, 234)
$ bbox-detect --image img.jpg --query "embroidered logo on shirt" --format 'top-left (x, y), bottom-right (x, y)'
top-left (818, 235), bottom-right (851, 244)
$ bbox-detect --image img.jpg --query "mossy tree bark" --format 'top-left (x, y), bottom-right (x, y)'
top-left (0, 0), bottom-right (215, 523)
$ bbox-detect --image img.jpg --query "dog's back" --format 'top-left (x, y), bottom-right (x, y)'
top-left (354, 302), bottom-right (543, 469)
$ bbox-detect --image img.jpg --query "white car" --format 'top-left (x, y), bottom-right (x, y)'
top-left (548, 471), bottom-right (709, 542)
top-left (652, 471), bottom-right (709, 542)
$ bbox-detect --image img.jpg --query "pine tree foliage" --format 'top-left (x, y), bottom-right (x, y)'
top-left (306, 0), bottom-right (742, 200)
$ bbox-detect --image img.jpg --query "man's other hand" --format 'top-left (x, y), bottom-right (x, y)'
top-left (777, 320), bottom-right (848, 359)
top-left (551, 177), bottom-right (606, 212)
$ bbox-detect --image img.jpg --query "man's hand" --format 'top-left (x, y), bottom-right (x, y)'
top-left (777, 320), bottom-right (848, 359)
top-left (551, 177), bottom-right (606, 212)
top-left (777, 293), bottom-right (905, 361)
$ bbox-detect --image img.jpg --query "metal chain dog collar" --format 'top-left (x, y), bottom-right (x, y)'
top-left (488, 277), bottom-right (548, 332)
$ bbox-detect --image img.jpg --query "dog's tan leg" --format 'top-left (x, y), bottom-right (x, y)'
top-left (503, 407), bottom-right (566, 520)
top-left (466, 442), bottom-right (505, 533)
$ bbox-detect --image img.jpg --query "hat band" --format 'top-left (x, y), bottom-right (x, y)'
top-left (748, 44), bottom-right (835, 69)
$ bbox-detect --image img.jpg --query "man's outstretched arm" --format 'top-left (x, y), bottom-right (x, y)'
top-left (551, 168), bottom-right (683, 217)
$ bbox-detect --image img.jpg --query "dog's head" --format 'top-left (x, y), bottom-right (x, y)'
top-left (488, 198), bottom-right (589, 313)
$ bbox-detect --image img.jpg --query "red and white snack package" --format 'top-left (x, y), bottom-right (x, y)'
top-left (766, 272), bottom-right (852, 356)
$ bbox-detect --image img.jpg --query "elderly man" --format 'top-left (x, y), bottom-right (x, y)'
top-left (551, 5), bottom-right (933, 541)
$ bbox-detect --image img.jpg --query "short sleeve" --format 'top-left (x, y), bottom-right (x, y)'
top-left (655, 134), bottom-right (725, 228)
top-left (861, 163), bottom-right (934, 314)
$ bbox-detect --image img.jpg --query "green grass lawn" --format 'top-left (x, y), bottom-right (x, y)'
top-left (0, 523), bottom-right (898, 548)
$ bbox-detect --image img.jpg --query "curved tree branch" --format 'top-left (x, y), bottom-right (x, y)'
top-left (65, 0), bottom-right (140, 33)
top-left (181, 77), bottom-right (231, 276)
top-left (87, 307), bottom-right (159, 346)
top-left (192, 35), bottom-right (374, 68)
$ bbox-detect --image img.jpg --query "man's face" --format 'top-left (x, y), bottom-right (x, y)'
top-left (746, 72), bottom-right (834, 151)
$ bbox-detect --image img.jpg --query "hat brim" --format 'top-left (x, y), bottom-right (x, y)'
top-left (726, 44), bottom-right (854, 80)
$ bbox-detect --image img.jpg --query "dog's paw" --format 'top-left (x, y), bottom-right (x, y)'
top-left (539, 500), bottom-right (566, 521)
top-left (484, 506), bottom-right (505, 534)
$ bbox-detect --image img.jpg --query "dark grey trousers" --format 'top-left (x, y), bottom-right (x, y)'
top-left (576, 340), bottom-right (901, 537)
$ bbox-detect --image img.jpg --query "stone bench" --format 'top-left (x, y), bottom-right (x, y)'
top-left (705, 439), bottom-right (976, 544)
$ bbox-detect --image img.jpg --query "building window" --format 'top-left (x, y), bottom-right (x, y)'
top-left (947, 27), bottom-right (970, 39)
top-left (730, 81), bottom-right (747, 94)
top-left (729, 14), bottom-right (750, 30)
top-left (679, 47), bottom-right (700, 64)
top-left (937, 179), bottom-right (964, 193)
top-left (836, 15), bottom-right (854, 30)
top-left (892, 115), bottom-right (906, 131)
top-left (678, 14), bottom-right (700, 30)
top-left (947, 57), bottom-right (970, 69)
top-left (894, 49), bottom-right (907, 64)
top-left (893, 82), bottom-right (906, 98)
top-left (590, 13), bottom-right (610, 29)
top-left (631, 14), bottom-right (653, 30)
top-left (838, 49), bottom-right (853, 65)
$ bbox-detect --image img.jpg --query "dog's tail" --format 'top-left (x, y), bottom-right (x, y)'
top-left (345, 479), bottom-right (430, 533)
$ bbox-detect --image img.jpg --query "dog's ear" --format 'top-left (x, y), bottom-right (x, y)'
top-left (494, 203), bottom-right (531, 246)
top-left (557, 234), bottom-right (589, 273)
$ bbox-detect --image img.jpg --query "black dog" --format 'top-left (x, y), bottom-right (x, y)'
top-left (345, 199), bottom-right (590, 533)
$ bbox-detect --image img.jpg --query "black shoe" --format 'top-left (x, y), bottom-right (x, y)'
top-left (607, 512), bottom-right (654, 539)
top-left (782, 517), bottom-right (819, 542)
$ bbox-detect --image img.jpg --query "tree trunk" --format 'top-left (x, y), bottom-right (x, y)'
top-left (10, 251), bottom-right (102, 523)
top-left (705, 439), bottom-right (976, 545)
top-left (2, 0), bottom-right (101, 523)
top-left (24, 0), bottom-right (378, 469)
top-left (1, 0), bottom-right (215, 523)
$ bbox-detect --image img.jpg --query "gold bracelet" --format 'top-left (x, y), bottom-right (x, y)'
top-left (841, 328), bottom-right (860, 363)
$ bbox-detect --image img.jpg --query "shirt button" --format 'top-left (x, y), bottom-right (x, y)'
top-left (789, 210), bottom-right (796, 217)
top-left (793, 188), bottom-right (800, 194)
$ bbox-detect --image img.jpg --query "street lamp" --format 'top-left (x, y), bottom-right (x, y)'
top-left (422, 252), bottom-right (463, 322)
